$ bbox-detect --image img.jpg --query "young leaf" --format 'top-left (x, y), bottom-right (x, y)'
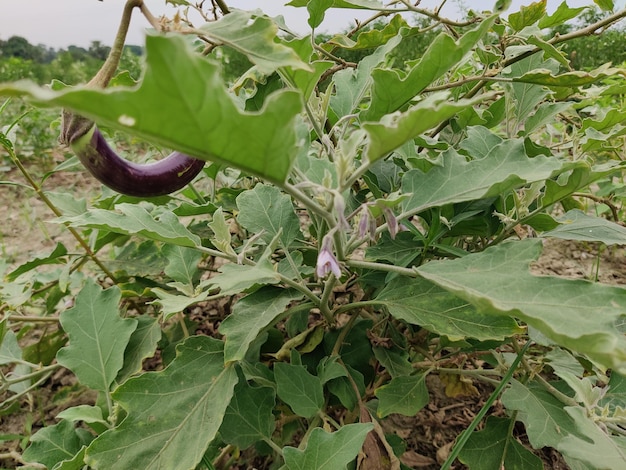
top-left (236, 184), bottom-right (303, 247)
top-left (374, 374), bottom-right (429, 418)
top-left (538, 1), bottom-right (587, 29)
top-left (85, 337), bottom-right (238, 470)
top-left (508, 0), bottom-right (547, 31)
top-left (219, 288), bottom-right (304, 363)
top-left (375, 276), bottom-right (523, 341)
top-left (56, 405), bottom-right (106, 426)
top-left (417, 240), bottom-right (626, 372)
top-left (275, 362), bottom-right (324, 418)
top-left (219, 379), bottom-right (276, 449)
top-left (56, 280), bottom-right (138, 392)
top-left (458, 416), bottom-right (543, 469)
top-left (58, 204), bottom-right (201, 248)
top-left (0, 35), bottom-right (303, 183)
top-left (208, 207), bottom-right (236, 256)
top-left (162, 245), bottom-right (202, 287)
top-left (22, 420), bottom-right (91, 469)
top-left (283, 423), bottom-right (374, 470)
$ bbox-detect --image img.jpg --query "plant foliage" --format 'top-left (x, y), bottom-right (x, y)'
top-left (2, 0), bottom-right (626, 468)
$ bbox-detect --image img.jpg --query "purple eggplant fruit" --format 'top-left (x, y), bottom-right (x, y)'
top-left (62, 113), bottom-right (205, 198)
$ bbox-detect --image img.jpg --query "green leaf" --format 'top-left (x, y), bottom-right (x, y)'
top-left (7, 242), bottom-right (67, 281)
top-left (0, 328), bottom-right (22, 365)
top-left (115, 315), bottom-right (162, 383)
top-left (328, 14), bottom-right (407, 50)
top-left (85, 337), bottom-right (238, 469)
top-left (515, 63), bottom-right (622, 88)
top-left (417, 240), bottom-right (626, 372)
top-left (219, 288), bottom-right (303, 363)
top-left (283, 423), bottom-right (374, 470)
top-left (365, 232), bottom-right (421, 267)
top-left (376, 277), bottom-right (522, 341)
top-left (362, 16), bottom-right (496, 121)
top-left (307, 0), bottom-right (334, 28)
top-left (401, 140), bottom-right (561, 217)
top-left (219, 380), bottom-right (276, 449)
top-left (508, 0), bottom-right (547, 31)
top-left (58, 204), bottom-right (201, 248)
top-left (363, 93), bottom-right (487, 163)
top-left (211, 260), bottom-right (281, 296)
top-left (538, 2), bottom-right (587, 29)
top-left (501, 380), bottom-right (581, 449)
top-left (372, 347), bottom-right (413, 378)
top-left (559, 406), bottom-right (626, 469)
top-left (458, 416), bottom-right (543, 469)
top-left (0, 35), bottom-right (303, 183)
top-left (287, 0), bottom-right (383, 9)
top-left (275, 362), bottom-right (324, 418)
top-left (208, 207), bottom-right (236, 256)
top-left (56, 405), bottom-right (106, 425)
top-left (201, 10), bottom-right (310, 74)
top-left (56, 280), bottom-right (137, 392)
top-left (594, 0), bottom-right (614, 11)
top-left (330, 35), bottom-right (401, 118)
top-left (150, 287), bottom-right (209, 321)
top-left (374, 374), bottom-right (429, 418)
top-left (163, 245), bottom-right (202, 288)
top-left (541, 209), bottom-right (626, 245)
top-left (236, 184), bottom-right (303, 247)
top-left (23, 420), bottom-right (91, 469)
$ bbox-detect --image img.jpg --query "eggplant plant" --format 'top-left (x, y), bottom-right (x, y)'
top-left (1, 0), bottom-right (626, 469)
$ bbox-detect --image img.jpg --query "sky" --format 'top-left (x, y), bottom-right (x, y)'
top-left (0, 0), bottom-right (621, 49)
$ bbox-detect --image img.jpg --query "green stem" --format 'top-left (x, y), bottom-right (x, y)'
top-left (346, 259), bottom-right (418, 277)
top-left (440, 340), bottom-right (531, 470)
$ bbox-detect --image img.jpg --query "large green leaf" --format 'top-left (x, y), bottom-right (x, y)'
top-left (374, 374), bottom-right (429, 418)
top-left (362, 16), bottom-right (496, 121)
top-left (501, 380), bottom-right (582, 450)
top-left (85, 336), bottom-right (238, 469)
top-left (559, 406), bottom-right (626, 469)
top-left (275, 362), bottom-right (324, 418)
top-left (236, 184), bottom-right (303, 247)
top-left (219, 380), bottom-right (276, 449)
top-left (56, 280), bottom-right (137, 392)
top-left (417, 240), bottom-right (626, 372)
top-left (400, 139), bottom-right (561, 218)
top-left (0, 35), bottom-right (303, 183)
top-left (363, 93), bottom-right (487, 163)
top-left (458, 416), bottom-right (543, 469)
top-left (23, 420), bottom-right (91, 470)
top-left (541, 210), bottom-right (626, 245)
top-left (58, 204), bottom-right (201, 248)
top-left (115, 316), bottom-right (162, 384)
top-left (283, 423), bottom-right (374, 470)
top-left (376, 276), bottom-right (522, 341)
top-left (219, 288), bottom-right (303, 363)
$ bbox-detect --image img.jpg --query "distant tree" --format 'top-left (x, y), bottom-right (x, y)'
top-left (0, 35), bottom-right (42, 61)
top-left (88, 40), bottom-right (111, 61)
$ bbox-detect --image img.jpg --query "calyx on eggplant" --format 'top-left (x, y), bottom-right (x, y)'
top-left (59, 0), bottom-right (205, 198)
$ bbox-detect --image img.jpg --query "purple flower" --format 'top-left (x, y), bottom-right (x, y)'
top-left (383, 207), bottom-right (398, 240)
top-left (316, 236), bottom-right (342, 278)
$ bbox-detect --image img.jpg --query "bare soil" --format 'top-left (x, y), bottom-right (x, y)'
top-left (1, 164), bottom-right (626, 469)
